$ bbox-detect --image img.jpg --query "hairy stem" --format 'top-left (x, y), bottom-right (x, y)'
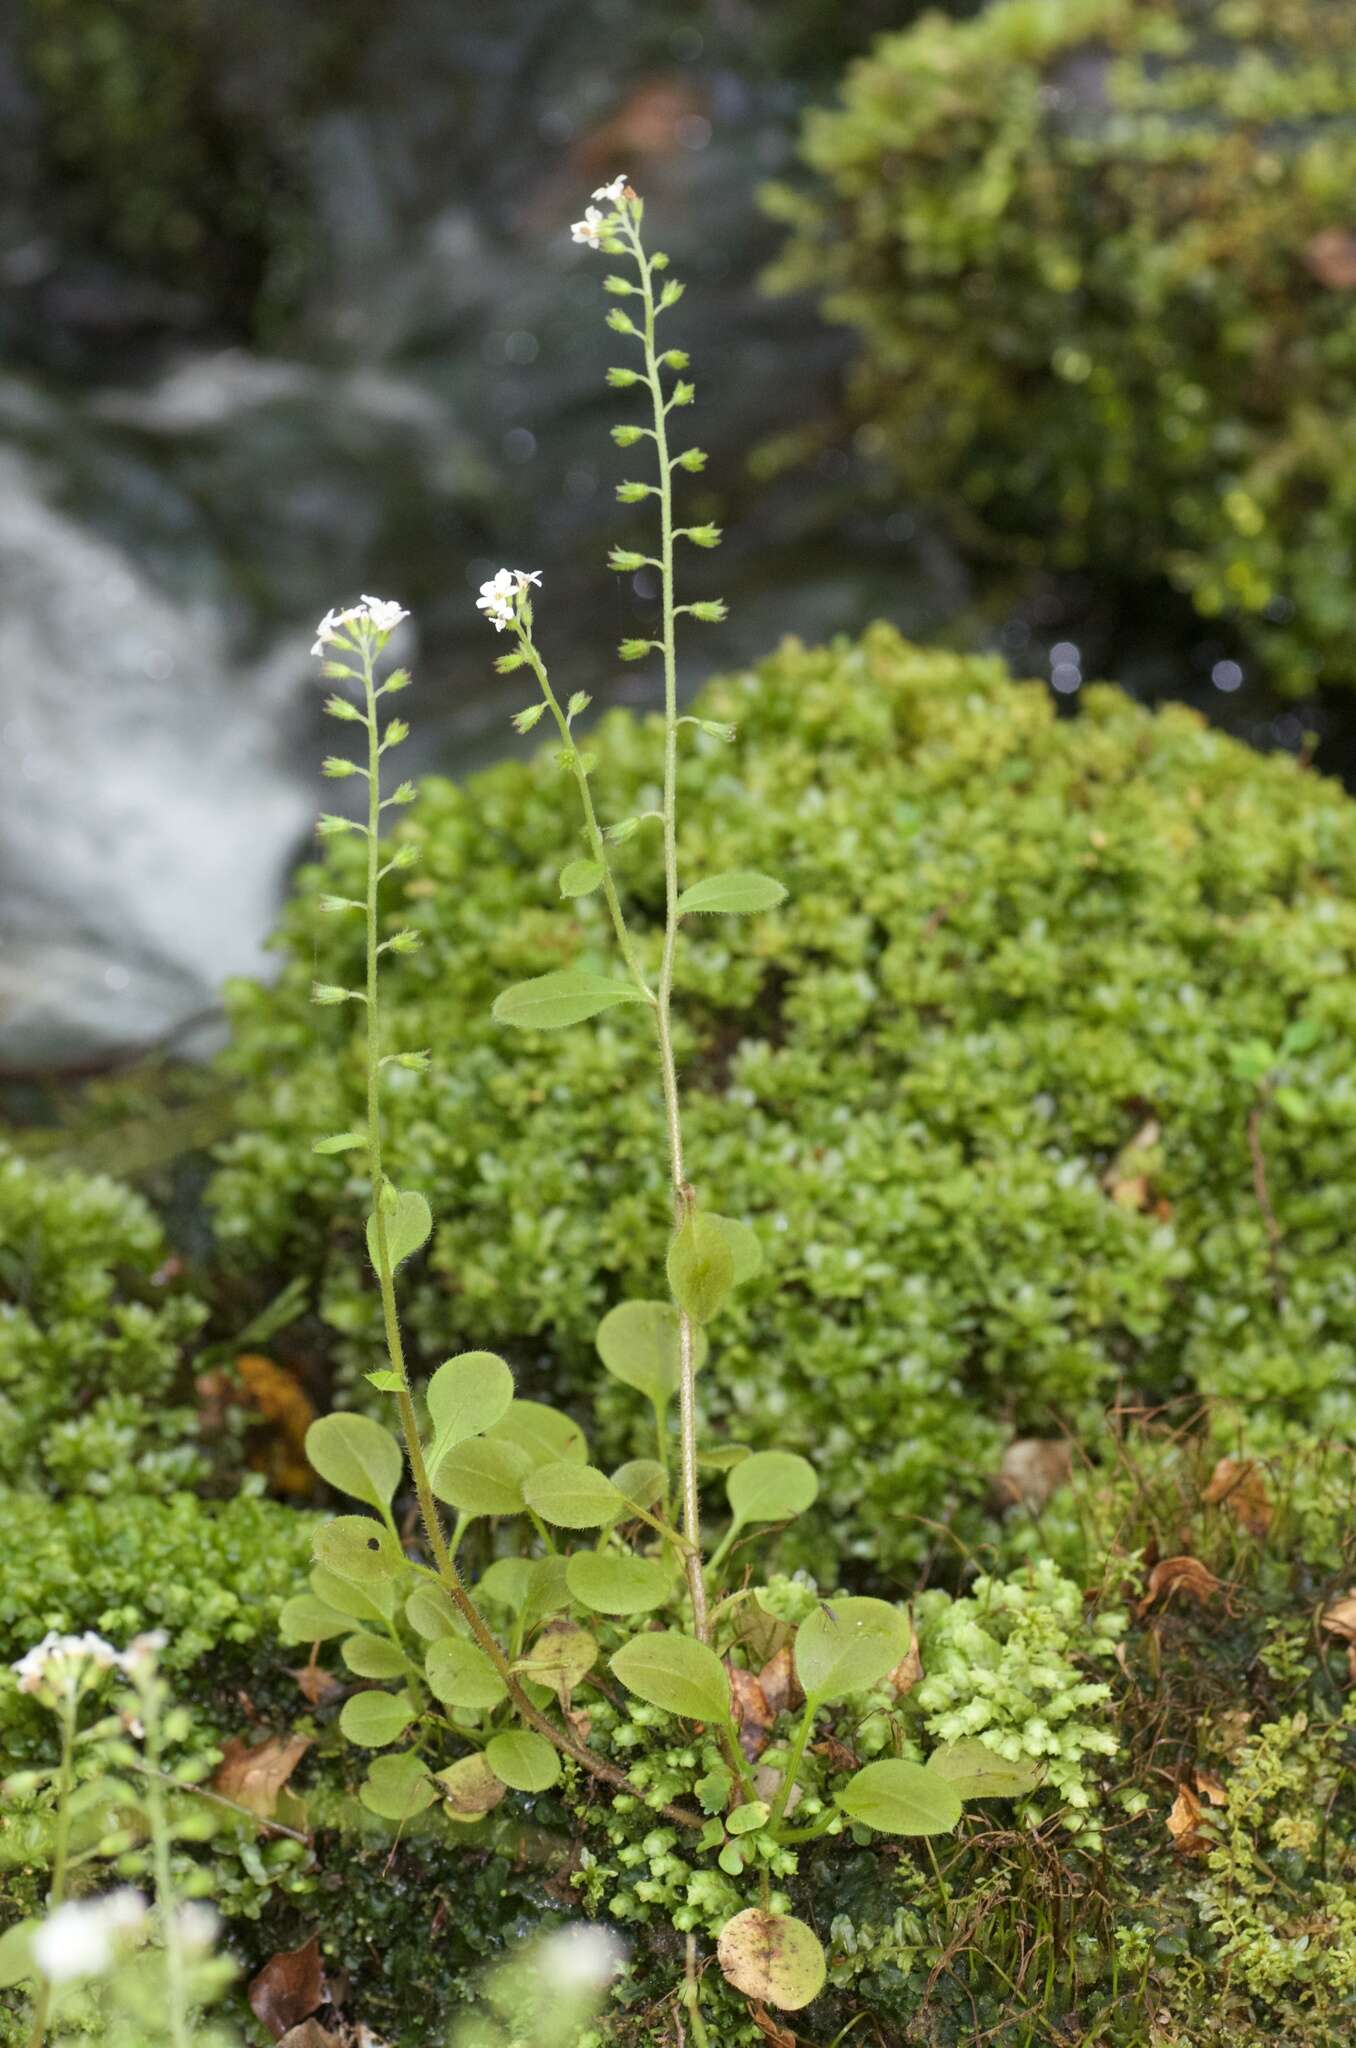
top-left (139, 1674), bottom-right (190, 2048)
top-left (25, 1694), bottom-right (77, 2048)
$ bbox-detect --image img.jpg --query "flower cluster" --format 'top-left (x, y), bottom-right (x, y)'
top-left (476, 567), bottom-right (541, 632)
top-left (12, 1628), bottom-right (168, 1701)
top-left (32, 1891), bottom-right (148, 1983)
top-left (571, 173), bottom-right (629, 248)
top-left (311, 595), bottom-right (410, 659)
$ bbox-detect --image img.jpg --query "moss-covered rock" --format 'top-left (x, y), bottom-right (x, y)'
top-left (766, 0), bottom-right (1356, 695)
top-left (211, 625), bottom-right (1356, 1576)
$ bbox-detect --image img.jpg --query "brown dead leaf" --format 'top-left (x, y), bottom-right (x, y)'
top-left (888, 1630), bottom-right (924, 1699)
top-left (727, 1665), bottom-right (774, 1762)
top-left (1138, 1555), bottom-right (1220, 1616)
top-left (1166, 1783), bottom-right (1207, 1855)
top-left (249, 1933), bottom-right (325, 2040)
top-left (750, 2004), bottom-right (798, 2048)
top-left (994, 1438), bottom-right (1073, 1512)
top-left (278, 2027), bottom-right (338, 2048)
top-left (289, 1659), bottom-right (343, 1709)
top-left (212, 1733), bottom-right (311, 1820)
top-left (1320, 1590), bottom-right (1356, 1643)
top-left (1202, 1457), bottom-right (1271, 1539)
top-left (811, 1734), bottom-right (859, 1775)
top-left (237, 1353), bottom-right (317, 1496)
top-left (1195, 1768), bottom-right (1228, 1808)
top-left (1306, 228), bottom-right (1356, 289)
top-left (758, 1645), bottom-right (803, 1718)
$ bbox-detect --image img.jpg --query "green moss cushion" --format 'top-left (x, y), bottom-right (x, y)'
top-left (212, 626), bottom-right (1356, 1569)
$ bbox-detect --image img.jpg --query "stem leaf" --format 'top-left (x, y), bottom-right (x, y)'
top-left (667, 1213), bottom-right (736, 1325)
top-left (492, 968), bottom-right (650, 1030)
top-left (565, 1551), bottom-right (672, 1616)
top-left (836, 1757), bottom-right (963, 1836)
top-left (559, 858), bottom-right (605, 898)
top-left (365, 1189), bottom-right (432, 1274)
top-left (676, 870), bottom-right (787, 916)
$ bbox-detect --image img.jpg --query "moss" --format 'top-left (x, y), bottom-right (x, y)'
top-left (766, 0), bottom-right (1356, 695)
top-left (212, 625), bottom-right (1356, 1576)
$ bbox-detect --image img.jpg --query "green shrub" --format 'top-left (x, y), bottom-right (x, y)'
top-left (0, 1149), bottom-right (206, 1496)
top-left (211, 624), bottom-right (1356, 1574)
top-left (766, 0), bottom-right (1356, 695)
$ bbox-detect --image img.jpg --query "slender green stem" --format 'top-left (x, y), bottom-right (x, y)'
top-left (627, 215), bottom-right (709, 1643)
top-left (767, 1696), bottom-right (818, 1835)
top-left (681, 1936), bottom-right (711, 2048)
top-left (352, 635), bottom-right (699, 1830)
top-left (139, 1674), bottom-right (191, 2048)
top-left (26, 1693), bottom-right (78, 2048)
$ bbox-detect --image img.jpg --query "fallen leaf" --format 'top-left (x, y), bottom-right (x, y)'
top-left (212, 1733), bottom-right (311, 1820)
top-left (1306, 228), bottom-right (1356, 289)
top-left (810, 1734), bottom-right (859, 1775)
top-left (278, 2026), bottom-right (338, 2048)
top-left (237, 1353), bottom-right (317, 1497)
top-left (758, 1646), bottom-right (803, 1718)
top-left (1320, 1590), bottom-right (1356, 1643)
top-left (727, 1665), bottom-right (774, 1762)
top-left (1138, 1555), bottom-right (1220, 1616)
top-left (888, 1630), bottom-right (923, 1699)
top-left (750, 2004), bottom-right (798, 2048)
top-left (1166, 1783), bottom-right (1207, 1855)
top-left (1195, 1768), bottom-right (1228, 1808)
top-left (994, 1438), bottom-right (1072, 1512)
top-left (435, 1753), bottom-right (506, 1822)
top-left (289, 1660), bottom-right (343, 1709)
top-left (249, 1934), bottom-right (325, 2040)
top-left (1202, 1457), bottom-right (1271, 1539)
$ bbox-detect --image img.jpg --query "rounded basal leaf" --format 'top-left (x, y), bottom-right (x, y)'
top-left (595, 1300), bottom-right (707, 1405)
top-left (305, 1413), bottom-right (403, 1513)
top-left (492, 968), bottom-right (648, 1030)
top-left (610, 1630), bottom-right (731, 1722)
top-left (341, 1632), bottom-right (409, 1679)
top-left (405, 1582), bottom-right (462, 1641)
top-left (430, 1436), bottom-right (533, 1517)
top-left (717, 1909), bottom-right (825, 2013)
top-left (727, 1450), bottom-right (818, 1529)
top-left (476, 1557), bottom-right (534, 1610)
top-left (338, 1690), bottom-right (417, 1748)
top-left (425, 1635), bottom-right (508, 1711)
top-left (667, 1214), bottom-right (735, 1325)
top-left (926, 1739), bottom-right (1042, 1800)
top-left (426, 1352), bottom-right (515, 1452)
top-left (565, 1551), bottom-right (671, 1616)
top-left (702, 1214), bottom-right (764, 1285)
top-left (313, 1515), bottom-right (406, 1587)
top-left (488, 1399), bottom-right (588, 1469)
top-left (484, 1729), bottom-right (562, 1792)
top-left (727, 1799), bottom-right (771, 1836)
top-left (513, 1620), bottom-right (598, 1693)
top-left (279, 1593), bottom-right (351, 1645)
top-left (610, 1458), bottom-right (667, 1509)
top-left (436, 1752), bottom-right (507, 1822)
top-left (794, 1597), bottom-right (910, 1705)
top-left (836, 1757), bottom-right (962, 1836)
top-left (310, 1564), bottom-right (395, 1626)
top-left (359, 1752), bottom-right (437, 1821)
top-left (365, 1188), bottom-right (433, 1274)
top-left (524, 1555), bottom-right (572, 1625)
top-left (559, 858), bottom-right (604, 898)
top-left (523, 1460), bottom-right (623, 1529)
top-left (677, 870), bottom-right (788, 916)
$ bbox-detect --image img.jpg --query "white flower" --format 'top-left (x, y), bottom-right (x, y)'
top-left (311, 597), bottom-right (409, 658)
top-left (592, 174), bottom-right (629, 204)
top-left (360, 595), bottom-right (410, 636)
top-left (513, 570), bottom-right (541, 592)
top-left (476, 568), bottom-right (518, 633)
top-left (174, 1902), bottom-right (219, 1955)
top-left (571, 206), bottom-right (607, 249)
top-left (12, 1631), bottom-right (119, 1697)
top-left (119, 1630), bottom-right (168, 1675)
top-left (33, 1892), bottom-right (147, 1983)
top-left (536, 1924), bottom-right (626, 1993)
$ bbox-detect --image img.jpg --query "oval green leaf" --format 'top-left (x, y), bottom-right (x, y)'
top-left (559, 858), bottom-right (604, 898)
top-left (926, 1739), bottom-right (1042, 1800)
top-left (313, 1131), bottom-right (366, 1155)
top-left (365, 1188), bottom-right (433, 1274)
top-left (427, 1351), bottom-right (515, 1456)
top-left (338, 1690), bottom-right (417, 1748)
top-left (484, 1729), bottom-right (562, 1793)
top-left (487, 1399), bottom-right (588, 1469)
top-left (836, 1757), bottom-right (962, 1836)
top-left (312, 1515), bottom-right (406, 1587)
top-left (610, 1630), bottom-right (731, 1722)
top-left (425, 1635), bottom-right (508, 1712)
top-left (430, 1436), bottom-right (533, 1517)
top-left (305, 1413), bottom-right (403, 1512)
top-left (703, 1214), bottom-right (764, 1285)
top-left (727, 1451), bottom-right (818, 1529)
top-left (278, 1593), bottom-right (352, 1645)
top-left (677, 871), bottom-right (787, 916)
top-left (717, 1909), bottom-right (825, 2012)
top-left (610, 1458), bottom-right (667, 1509)
top-left (794, 1597), bottom-right (910, 1705)
top-left (405, 1581), bottom-right (462, 1641)
top-left (667, 1214), bottom-right (735, 1325)
top-left (565, 1551), bottom-right (671, 1616)
top-left (595, 1300), bottom-right (707, 1405)
top-left (523, 1461), bottom-right (623, 1529)
top-left (310, 1564), bottom-right (395, 1626)
top-left (341, 1632), bottom-right (409, 1679)
top-left (359, 1752), bottom-right (436, 1821)
top-left (493, 968), bottom-right (649, 1030)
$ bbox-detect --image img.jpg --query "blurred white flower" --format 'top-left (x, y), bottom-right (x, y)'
top-left (592, 175), bottom-right (629, 204)
top-left (174, 1902), bottom-right (219, 1955)
top-left (513, 570), bottom-right (542, 592)
top-left (12, 1631), bottom-right (119, 1696)
top-left (571, 206), bottom-right (607, 249)
top-left (33, 1892), bottom-right (147, 1982)
top-left (311, 598), bottom-right (409, 657)
top-left (536, 1924), bottom-right (626, 1992)
top-left (120, 1630), bottom-right (169, 1676)
top-left (360, 596), bottom-right (410, 636)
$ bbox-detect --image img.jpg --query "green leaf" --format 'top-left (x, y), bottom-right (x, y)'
top-left (699, 1443), bottom-right (752, 1472)
top-left (523, 1555), bottom-right (572, 1625)
top-left (728, 1799), bottom-right (771, 1836)
top-left (697, 1763), bottom-right (733, 1815)
top-left (513, 1621), bottom-right (598, 1693)
top-left (727, 1451), bottom-right (819, 1530)
top-left (278, 1593), bottom-right (351, 1645)
top-left (435, 1753), bottom-right (506, 1822)
top-left (365, 1189), bottom-right (433, 1275)
top-left (484, 1730), bottom-right (562, 1793)
top-left (667, 1213), bottom-right (736, 1324)
top-left (430, 1436), bottom-right (533, 1517)
top-left (595, 1299), bottom-right (708, 1405)
top-left (559, 859), bottom-right (604, 898)
top-left (493, 969), bottom-right (648, 1030)
top-left (310, 1565), bottom-right (395, 1626)
top-left (837, 1758), bottom-right (962, 1836)
top-left (476, 1558), bottom-right (534, 1611)
top-left (523, 1461), bottom-right (623, 1529)
top-left (703, 1214), bottom-right (763, 1286)
top-left (610, 1630), bottom-right (730, 1722)
top-left (426, 1351), bottom-right (515, 1465)
top-left (610, 1458), bottom-right (667, 1508)
top-left (926, 1740), bottom-right (1042, 1800)
top-left (794, 1597), bottom-right (910, 1705)
top-left (405, 1582), bottom-right (462, 1641)
top-left (717, 1909), bottom-right (825, 2013)
top-left (359, 1752), bottom-right (436, 1821)
top-left (565, 1551), bottom-right (671, 1616)
top-left (341, 1632), bottom-right (410, 1680)
top-left (0, 1919), bottom-right (37, 1991)
top-left (313, 1131), bottom-right (366, 1155)
top-left (677, 871), bottom-right (787, 916)
top-left (366, 1369), bottom-right (404, 1392)
top-left (305, 1413), bottom-right (403, 1512)
top-left (338, 1690), bottom-right (417, 1748)
top-left (312, 1516), bottom-right (406, 1587)
top-left (425, 1635), bottom-right (509, 1712)
top-left (487, 1399), bottom-right (588, 1469)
